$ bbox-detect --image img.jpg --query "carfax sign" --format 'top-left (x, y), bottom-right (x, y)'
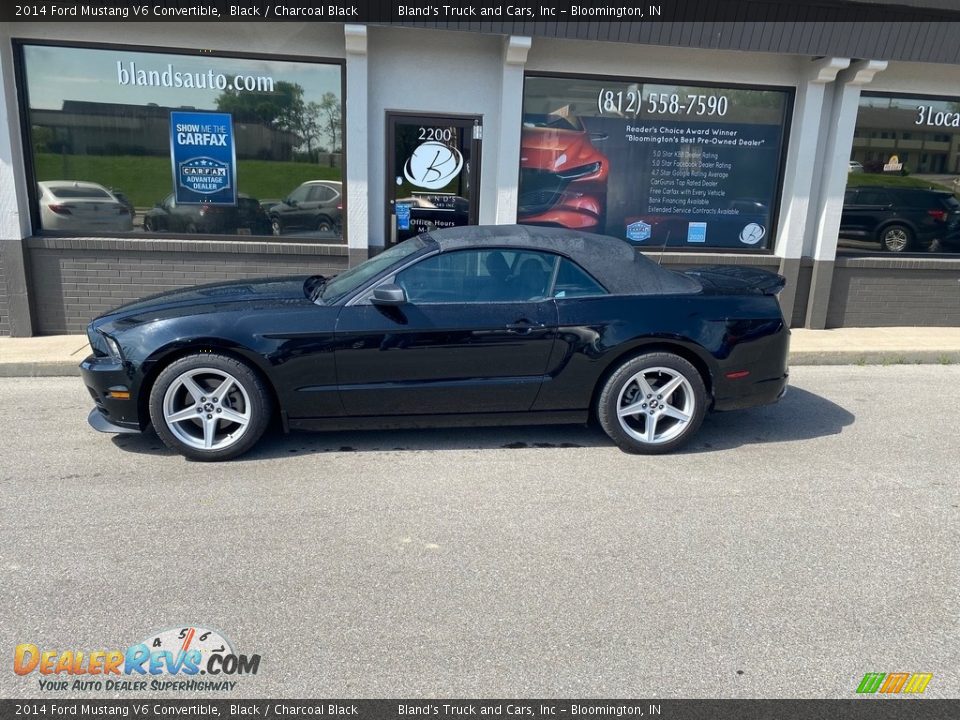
top-left (169, 111), bottom-right (236, 205)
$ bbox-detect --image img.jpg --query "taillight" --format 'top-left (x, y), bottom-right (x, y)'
top-left (337, 204), bottom-right (342, 211)
top-left (48, 204), bottom-right (72, 215)
top-left (928, 209), bottom-right (947, 222)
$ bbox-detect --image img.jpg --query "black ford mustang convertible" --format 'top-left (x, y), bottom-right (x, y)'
top-left (81, 225), bottom-right (789, 460)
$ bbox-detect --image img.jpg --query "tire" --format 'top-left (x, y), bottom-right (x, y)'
top-left (185, 222), bottom-right (199, 234)
top-left (315, 215), bottom-right (333, 233)
top-left (143, 216), bottom-right (156, 232)
top-left (270, 216), bottom-right (282, 237)
top-left (148, 353), bottom-right (272, 461)
top-left (597, 352), bottom-right (707, 454)
top-left (879, 224), bottom-right (912, 252)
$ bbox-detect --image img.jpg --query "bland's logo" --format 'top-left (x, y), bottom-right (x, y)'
top-left (179, 157), bottom-right (231, 195)
top-left (739, 222), bottom-right (765, 246)
top-left (404, 141), bottom-right (463, 190)
top-left (13, 626), bottom-right (260, 692)
top-left (626, 220), bottom-right (651, 243)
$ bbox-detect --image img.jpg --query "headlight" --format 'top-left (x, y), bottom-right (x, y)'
top-left (103, 334), bottom-right (123, 360)
top-left (557, 162), bottom-right (602, 180)
top-left (87, 328), bottom-right (122, 359)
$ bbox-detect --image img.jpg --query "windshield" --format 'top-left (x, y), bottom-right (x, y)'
top-left (320, 236), bottom-right (430, 302)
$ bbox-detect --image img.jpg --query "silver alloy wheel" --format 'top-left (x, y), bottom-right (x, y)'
top-left (615, 366), bottom-right (695, 445)
top-left (883, 226), bottom-right (909, 251)
top-left (162, 367), bottom-right (252, 451)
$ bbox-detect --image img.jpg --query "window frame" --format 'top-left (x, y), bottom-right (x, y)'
top-left (12, 38), bottom-right (347, 243)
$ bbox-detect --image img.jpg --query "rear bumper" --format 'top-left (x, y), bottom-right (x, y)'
top-left (714, 372), bottom-right (789, 411)
top-left (79, 354), bottom-right (144, 432)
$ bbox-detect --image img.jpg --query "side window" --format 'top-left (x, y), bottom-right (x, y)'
top-left (317, 186), bottom-right (337, 202)
top-left (553, 258), bottom-right (607, 298)
top-left (288, 185), bottom-right (310, 204)
top-left (395, 249), bottom-right (558, 303)
top-left (857, 190), bottom-right (890, 206)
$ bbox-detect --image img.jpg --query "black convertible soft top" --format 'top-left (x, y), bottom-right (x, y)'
top-left (424, 225), bottom-right (702, 295)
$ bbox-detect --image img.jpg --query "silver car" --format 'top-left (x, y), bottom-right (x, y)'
top-left (38, 181), bottom-right (134, 233)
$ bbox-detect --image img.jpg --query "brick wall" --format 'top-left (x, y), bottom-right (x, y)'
top-left (0, 250), bottom-right (9, 336)
top-left (26, 238), bottom-right (350, 335)
top-left (827, 257), bottom-right (960, 327)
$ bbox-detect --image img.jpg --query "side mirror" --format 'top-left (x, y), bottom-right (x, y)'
top-left (372, 284), bottom-right (407, 306)
top-left (286, 198), bottom-right (297, 207)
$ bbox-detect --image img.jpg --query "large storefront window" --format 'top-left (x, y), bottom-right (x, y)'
top-left (845, 92), bottom-right (960, 254)
top-left (19, 43), bottom-right (344, 241)
top-left (519, 75), bottom-right (792, 251)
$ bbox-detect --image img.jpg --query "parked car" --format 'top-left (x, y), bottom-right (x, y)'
top-left (518, 114), bottom-right (608, 231)
top-left (37, 181), bottom-right (133, 233)
top-left (143, 193), bottom-right (270, 235)
top-left (80, 225), bottom-right (790, 461)
top-left (268, 181), bottom-right (342, 236)
top-left (109, 188), bottom-right (136, 219)
top-left (840, 186), bottom-right (960, 252)
top-left (848, 160), bottom-right (864, 174)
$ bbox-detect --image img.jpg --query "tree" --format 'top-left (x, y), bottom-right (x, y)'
top-left (318, 92), bottom-right (342, 152)
top-left (215, 81), bottom-right (305, 135)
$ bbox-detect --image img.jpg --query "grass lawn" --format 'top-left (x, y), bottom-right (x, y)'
top-left (847, 173), bottom-right (956, 193)
top-left (34, 153), bottom-right (342, 207)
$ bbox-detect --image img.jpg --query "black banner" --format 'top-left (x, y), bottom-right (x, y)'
top-left (1, 700), bottom-right (958, 720)
top-left (4, 0), bottom-right (960, 23)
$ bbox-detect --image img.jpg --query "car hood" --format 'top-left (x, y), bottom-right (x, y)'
top-left (520, 127), bottom-right (601, 173)
top-left (91, 276), bottom-right (317, 329)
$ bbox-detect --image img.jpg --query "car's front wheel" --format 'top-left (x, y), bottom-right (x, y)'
top-left (597, 352), bottom-right (707, 454)
top-left (149, 353), bottom-right (272, 461)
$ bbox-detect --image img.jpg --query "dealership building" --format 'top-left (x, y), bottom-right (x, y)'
top-left (3, 6), bottom-right (960, 336)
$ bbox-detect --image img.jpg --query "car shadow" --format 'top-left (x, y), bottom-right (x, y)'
top-left (108, 387), bottom-right (853, 461)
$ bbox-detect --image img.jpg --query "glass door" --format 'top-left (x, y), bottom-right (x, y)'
top-left (386, 113), bottom-right (481, 245)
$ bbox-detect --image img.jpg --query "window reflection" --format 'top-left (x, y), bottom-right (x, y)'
top-left (22, 44), bottom-right (343, 241)
top-left (843, 92), bottom-right (960, 255)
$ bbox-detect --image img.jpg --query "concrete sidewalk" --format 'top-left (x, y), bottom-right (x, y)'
top-left (1, 327), bottom-right (959, 377)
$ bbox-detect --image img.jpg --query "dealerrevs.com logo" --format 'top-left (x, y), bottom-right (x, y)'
top-left (856, 672), bottom-right (933, 694)
top-left (13, 626), bottom-right (260, 692)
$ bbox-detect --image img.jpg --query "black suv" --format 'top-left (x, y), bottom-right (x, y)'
top-left (841, 186), bottom-right (960, 252)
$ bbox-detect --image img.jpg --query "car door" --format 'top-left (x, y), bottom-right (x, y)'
top-left (849, 188), bottom-right (892, 239)
top-left (281, 184), bottom-right (312, 231)
top-left (334, 248), bottom-right (560, 416)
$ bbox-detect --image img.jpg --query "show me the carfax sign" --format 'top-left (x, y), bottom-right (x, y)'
top-left (169, 111), bottom-right (237, 205)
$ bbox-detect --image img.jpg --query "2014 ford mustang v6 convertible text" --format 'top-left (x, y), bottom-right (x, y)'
top-left (81, 225), bottom-right (789, 461)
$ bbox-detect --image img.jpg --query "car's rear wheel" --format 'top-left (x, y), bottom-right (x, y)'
top-left (597, 352), bottom-right (707, 454)
top-left (880, 223), bottom-right (912, 252)
top-left (315, 215), bottom-right (333, 233)
top-left (149, 353), bottom-right (272, 461)
top-left (270, 216), bottom-right (283, 236)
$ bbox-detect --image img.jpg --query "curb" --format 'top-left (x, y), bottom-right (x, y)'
top-left (790, 350), bottom-right (960, 366)
top-left (0, 362), bottom-right (81, 378)
top-left (1, 352), bottom-right (958, 378)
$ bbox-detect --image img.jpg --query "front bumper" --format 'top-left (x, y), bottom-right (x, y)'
top-left (80, 354), bottom-right (144, 432)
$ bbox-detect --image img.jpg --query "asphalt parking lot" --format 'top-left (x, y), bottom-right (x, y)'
top-left (0, 366), bottom-right (957, 699)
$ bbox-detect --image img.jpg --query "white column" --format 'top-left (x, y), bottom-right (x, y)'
top-left (0, 25), bottom-right (35, 335)
top-left (774, 57), bottom-right (850, 260)
top-left (811, 60), bottom-right (888, 264)
top-left (343, 24), bottom-right (369, 263)
top-left (805, 59), bottom-right (887, 328)
top-left (494, 36), bottom-right (531, 225)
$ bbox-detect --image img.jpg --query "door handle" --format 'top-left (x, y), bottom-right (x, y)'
top-left (505, 319), bottom-right (545, 334)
